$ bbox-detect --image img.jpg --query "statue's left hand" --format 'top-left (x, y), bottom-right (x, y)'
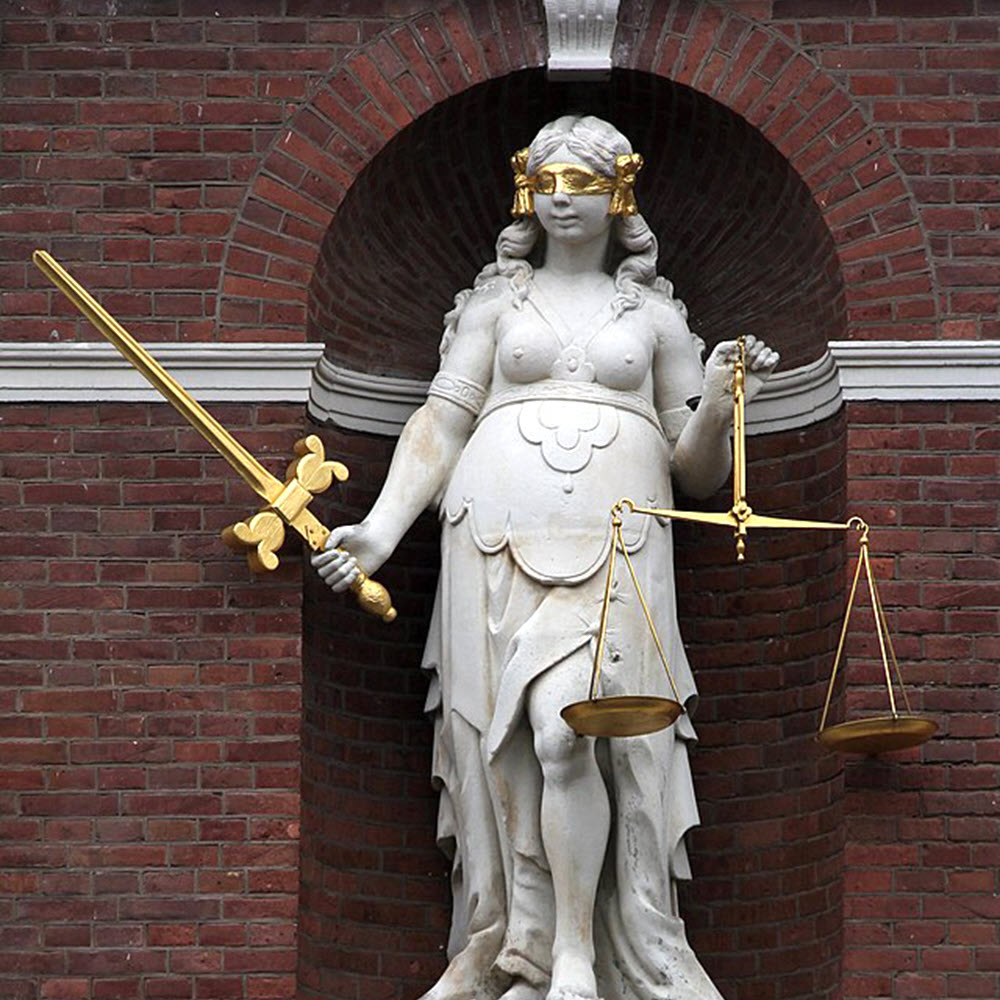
top-left (702, 335), bottom-right (780, 411)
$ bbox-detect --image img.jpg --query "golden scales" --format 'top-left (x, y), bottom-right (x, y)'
top-left (562, 338), bottom-right (938, 755)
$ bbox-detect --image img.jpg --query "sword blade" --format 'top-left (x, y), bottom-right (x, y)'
top-left (33, 250), bottom-right (282, 504)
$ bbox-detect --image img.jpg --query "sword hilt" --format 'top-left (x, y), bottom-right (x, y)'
top-left (221, 516), bottom-right (396, 622)
top-left (222, 435), bottom-right (396, 623)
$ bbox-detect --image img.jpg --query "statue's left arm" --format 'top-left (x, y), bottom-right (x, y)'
top-left (653, 303), bottom-right (779, 499)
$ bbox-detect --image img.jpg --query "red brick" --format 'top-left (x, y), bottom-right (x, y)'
top-left (40, 980), bottom-right (91, 1000)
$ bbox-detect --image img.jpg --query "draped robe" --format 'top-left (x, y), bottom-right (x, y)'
top-left (419, 284), bottom-right (722, 1000)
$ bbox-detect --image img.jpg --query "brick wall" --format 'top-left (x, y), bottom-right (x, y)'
top-left (841, 400), bottom-right (1000, 1000)
top-left (298, 429), bottom-right (445, 1000)
top-left (0, 402), bottom-right (305, 1000)
top-left (676, 411), bottom-right (848, 1000)
top-left (1, 2), bottom-right (998, 999)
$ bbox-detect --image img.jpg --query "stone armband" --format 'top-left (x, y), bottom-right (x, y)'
top-left (427, 371), bottom-right (488, 417)
top-left (658, 404), bottom-right (694, 445)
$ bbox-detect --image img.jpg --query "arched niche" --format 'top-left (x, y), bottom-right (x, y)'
top-left (300, 68), bottom-right (848, 1000)
top-left (308, 68), bottom-right (845, 378)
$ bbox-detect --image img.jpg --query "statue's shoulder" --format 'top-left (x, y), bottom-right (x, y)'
top-left (642, 280), bottom-right (690, 346)
top-left (452, 274), bottom-right (515, 332)
top-left (440, 274), bottom-right (513, 356)
top-left (469, 274), bottom-right (513, 308)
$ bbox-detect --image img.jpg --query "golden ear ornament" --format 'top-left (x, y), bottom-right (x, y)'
top-left (609, 152), bottom-right (643, 216)
top-left (510, 147), bottom-right (534, 217)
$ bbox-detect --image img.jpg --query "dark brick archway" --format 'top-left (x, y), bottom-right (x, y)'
top-left (614, 0), bottom-right (937, 340)
top-left (216, 1), bottom-right (546, 342)
top-left (218, 0), bottom-right (936, 348)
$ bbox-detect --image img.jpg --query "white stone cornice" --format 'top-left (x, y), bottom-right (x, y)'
top-left (744, 350), bottom-right (844, 434)
top-left (0, 342), bottom-right (323, 403)
top-left (829, 339), bottom-right (1000, 400)
top-left (544, 0), bottom-right (621, 76)
top-left (309, 355), bottom-right (428, 435)
top-left (2, 342), bottom-right (999, 432)
top-left (309, 349), bottom-right (845, 437)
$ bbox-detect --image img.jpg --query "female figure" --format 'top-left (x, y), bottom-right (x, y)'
top-left (314, 115), bottom-right (778, 1000)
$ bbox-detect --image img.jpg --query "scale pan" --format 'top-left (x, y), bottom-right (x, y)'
top-left (561, 696), bottom-right (683, 738)
top-left (817, 715), bottom-right (937, 755)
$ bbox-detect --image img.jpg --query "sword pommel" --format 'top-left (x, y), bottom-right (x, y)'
top-left (351, 572), bottom-right (398, 623)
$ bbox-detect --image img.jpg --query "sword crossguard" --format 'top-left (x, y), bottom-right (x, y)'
top-left (222, 510), bottom-right (285, 573)
top-left (269, 435), bottom-right (347, 526)
top-left (224, 435), bottom-right (346, 573)
top-left (287, 434), bottom-right (349, 495)
top-left (221, 435), bottom-right (396, 622)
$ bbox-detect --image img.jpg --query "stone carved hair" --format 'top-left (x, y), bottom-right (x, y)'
top-left (440, 115), bottom-right (689, 357)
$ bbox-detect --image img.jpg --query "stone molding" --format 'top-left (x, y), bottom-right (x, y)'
top-left (309, 349), bottom-right (847, 437)
top-left (0, 342), bottom-right (324, 404)
top-left (2, 342), bottom-right (998, 431)
top-left (832, 340), bottom-right (1000, 401)
top-left (314, 340), bottom-right (1000, 433)
top-left (312, 341), bottom-right (1000, 433)
top-left (309, 356), bottom-right (431, 435)
top-left (543, 0), bottom-right (621, 75)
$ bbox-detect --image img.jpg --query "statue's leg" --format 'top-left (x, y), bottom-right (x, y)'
top-left (526, 650), bottom-right (610, 1000)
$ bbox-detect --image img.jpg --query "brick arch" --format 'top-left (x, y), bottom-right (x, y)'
top-left (218, 0), bottom-right (936, 346)
top-left (216, 1), bottom-right (546, 342)
top-left (615, 0), bottom-right (937, 338)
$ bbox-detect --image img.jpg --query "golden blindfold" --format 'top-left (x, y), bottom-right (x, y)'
top-left (510, 149), bottom-right (643, 217)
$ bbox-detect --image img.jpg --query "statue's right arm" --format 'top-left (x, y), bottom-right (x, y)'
top-left (312, 284), bottom-right (501, 593)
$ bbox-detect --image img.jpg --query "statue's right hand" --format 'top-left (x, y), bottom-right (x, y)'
top-left (311, 522), bottom-right (391, 593)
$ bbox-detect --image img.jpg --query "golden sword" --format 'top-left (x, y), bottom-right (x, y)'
top-left (33, 250), bottom-right (396, 623)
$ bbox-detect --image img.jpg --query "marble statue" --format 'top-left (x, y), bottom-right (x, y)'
top-left (313, 115), bottom-right (779, 1000)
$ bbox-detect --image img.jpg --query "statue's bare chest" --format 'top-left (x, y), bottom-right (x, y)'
top-left (494, 291), bottom-right (653, 392)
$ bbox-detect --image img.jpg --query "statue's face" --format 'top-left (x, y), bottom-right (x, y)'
top-left (532, 143), bottom-right (614, 246)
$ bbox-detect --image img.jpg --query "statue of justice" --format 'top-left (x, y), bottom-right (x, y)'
top-left (313, 115), bottom-right (779, 1000)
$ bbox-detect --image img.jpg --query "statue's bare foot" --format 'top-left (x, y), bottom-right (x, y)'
top-left (546, 951), bottom-right (599, 1000)
top-left (497, 978), bottom-right (543, 1000)
top-left (418, 969), bottom-right (477, 1000)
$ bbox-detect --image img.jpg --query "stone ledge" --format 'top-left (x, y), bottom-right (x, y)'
top-left (2, 341), bottom-right (998, 434)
